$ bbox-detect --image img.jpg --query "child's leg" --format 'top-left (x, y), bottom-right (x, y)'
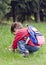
top-left (18, 40), bottom-right (29, 54)
top-left (25, 45), bottom-right (40, 53)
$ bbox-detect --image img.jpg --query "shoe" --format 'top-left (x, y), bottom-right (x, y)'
top-left (23, 51), bottom-right (29, 57)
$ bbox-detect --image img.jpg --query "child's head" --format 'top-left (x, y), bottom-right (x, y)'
top-left (11, 22), bottom-right (23, 35)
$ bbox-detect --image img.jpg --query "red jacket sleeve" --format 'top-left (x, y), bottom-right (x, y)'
top-left (12, 34), bottom-right (21, 49)
top-left (12, 29), bottom-right (28, 49)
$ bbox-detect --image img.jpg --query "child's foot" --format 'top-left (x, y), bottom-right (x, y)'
top-left (22, 51), bottom-right (29, 57)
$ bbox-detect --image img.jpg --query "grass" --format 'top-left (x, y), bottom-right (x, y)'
top-left (0, 22), bottom-right (46, 65)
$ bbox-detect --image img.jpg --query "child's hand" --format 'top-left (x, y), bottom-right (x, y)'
top-left (8, 48), bottom-right (12, 52)
top-left (5, 46), bottom-right (16, 53)
top-left (8, 47), bottom-right (16, 53)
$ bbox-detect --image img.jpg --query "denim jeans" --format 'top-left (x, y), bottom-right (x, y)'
top-left (18, 40), bottom-right (39, 53)
top-left (18, 40), bottom-right (28, 53)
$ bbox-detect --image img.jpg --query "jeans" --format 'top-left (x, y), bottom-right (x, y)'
top-left (18, 40), bottom-right (40, 53)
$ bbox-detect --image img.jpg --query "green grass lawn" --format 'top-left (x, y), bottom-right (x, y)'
top-left (0, 22), bottom-right (46, 65)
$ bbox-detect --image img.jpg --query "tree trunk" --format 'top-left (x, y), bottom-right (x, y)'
top-left (37, 11), bottom-right (40, 22)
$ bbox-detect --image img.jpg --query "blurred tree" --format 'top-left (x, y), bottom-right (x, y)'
top-left (10, 0), bottom-right (41, 22)
top-left (0, 0), bottom-right (11, 22)
top-left (40, 0), bottom-right (46, 21)
top-left (0, 0), bottom-right (46, 22)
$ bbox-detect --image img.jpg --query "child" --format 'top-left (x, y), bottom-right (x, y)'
top-left (9, 22), bottom-right (45, 57)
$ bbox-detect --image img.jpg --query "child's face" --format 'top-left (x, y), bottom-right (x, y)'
top-left (13, 31), bottom-right (16, 35)
top-left (12, 28), bottom-right (18, 35)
